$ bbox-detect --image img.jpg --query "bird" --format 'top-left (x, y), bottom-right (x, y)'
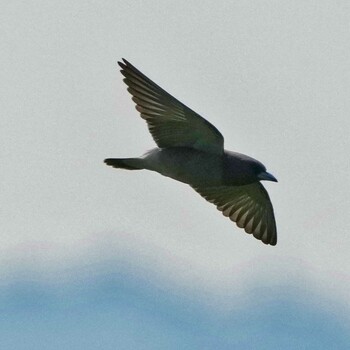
top-left (105, 59), bottom-right (278, 245)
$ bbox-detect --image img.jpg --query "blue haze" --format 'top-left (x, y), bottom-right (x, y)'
top-left (2, 271), bottom-right (348, 350)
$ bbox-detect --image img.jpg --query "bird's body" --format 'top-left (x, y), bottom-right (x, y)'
top-left (139, 147), bottom-right (224, 186)
top-left (105, 59), bottom-right (278, 245)
top-left (113, 147), bottom-right (267, 187)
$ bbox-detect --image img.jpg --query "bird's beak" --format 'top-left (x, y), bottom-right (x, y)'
top-left (258, 171), bottom-right (278, 182)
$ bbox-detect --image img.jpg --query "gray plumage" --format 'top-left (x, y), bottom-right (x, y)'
top-left (105, 59), bottom-right (278, 246)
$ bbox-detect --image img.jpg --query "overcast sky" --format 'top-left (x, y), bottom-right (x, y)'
top-left (2, 1), bottom-right (350, 348)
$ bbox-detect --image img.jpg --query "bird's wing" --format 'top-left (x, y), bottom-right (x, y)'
top-left (192, 182), bottom-right (277, 245)
top-left (119, 59), bottom-right (224, 155)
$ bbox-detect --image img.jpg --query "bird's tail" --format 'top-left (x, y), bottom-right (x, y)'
top-left (104, 157), bottom-right (144, 170)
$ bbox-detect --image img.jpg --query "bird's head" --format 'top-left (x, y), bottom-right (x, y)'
top-left (224, 151), bottom-right (277, 185)
top-left (253, 162), bottom-right (278, 183)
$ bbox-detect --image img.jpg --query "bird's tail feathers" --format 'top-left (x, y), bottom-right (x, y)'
top-left (104, 158), bottom-right (144, 170)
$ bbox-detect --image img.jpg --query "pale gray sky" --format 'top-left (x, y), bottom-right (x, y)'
top-left (2, 1), bottom-right (350, 317)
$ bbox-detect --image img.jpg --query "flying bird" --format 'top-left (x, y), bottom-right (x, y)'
top-left (105, 59), bottom-right (278, 245)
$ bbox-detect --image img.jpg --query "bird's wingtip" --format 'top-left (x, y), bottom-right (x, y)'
top-left (118, 60), bottom-right (126, 69)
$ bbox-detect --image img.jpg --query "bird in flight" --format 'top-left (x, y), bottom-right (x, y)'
top-left (105, 59), bottom-right (278, 245)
